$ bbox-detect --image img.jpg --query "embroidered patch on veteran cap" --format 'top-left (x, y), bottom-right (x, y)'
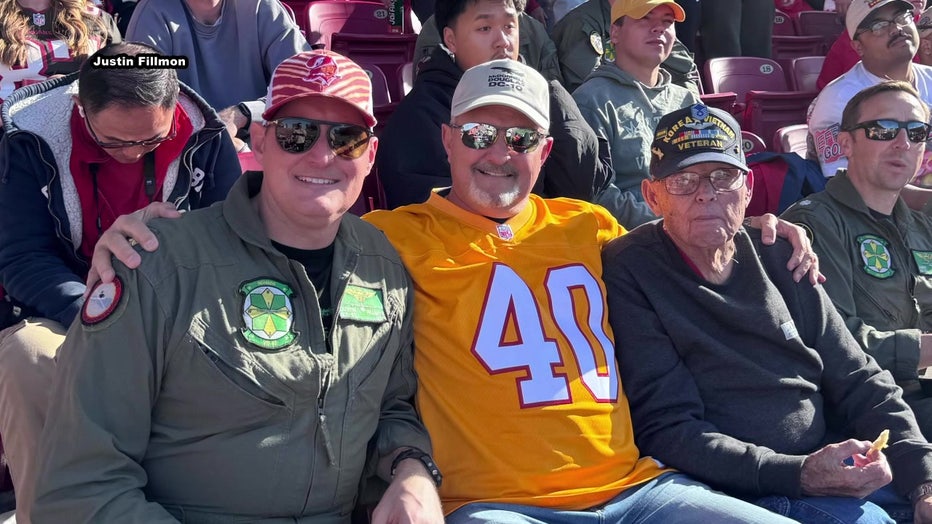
top-left (339, 285), bottom-right (387, 322)
top-left (82, 277), bottom-right (124, 325)
top-left (649, 103), bottom-right (747, 180)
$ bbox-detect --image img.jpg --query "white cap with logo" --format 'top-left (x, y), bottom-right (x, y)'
top-left (450, 59), bottom-right (550, 131)
top-left (846, 0), bottom-right (913, 38)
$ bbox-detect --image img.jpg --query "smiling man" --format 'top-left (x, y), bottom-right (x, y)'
top-left (0, 41), bottom-right (239, 523)
top-left (27, 49), bottom-right (443, 523)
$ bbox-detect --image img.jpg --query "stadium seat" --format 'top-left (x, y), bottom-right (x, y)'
top-left (771, 35), bottom-right (826, 65)
top-left (357, 59), bottom-right (392, 106)
top-left (741, 131), bottom-right (767, 156)
top-left (699, 92), bottom-right (738, 116)
top-left (330, 33), bottom-right (417, 102)
top-left (305, 0), bottom-right (406, 50)
top-left (773, 9), bottom-right (798, 36)
top-left (401, 62), bottom-right (414, 96)
top-left (789, 56), bottom-right (825, 92)
top-left (703, 57), bottom-right (789, 112)
top-left (744, 91), bottom-right (815, 150)
top-left (797, 10), bottom-right (844, 51)
top-left (774, 124), bottom-right (810, 157)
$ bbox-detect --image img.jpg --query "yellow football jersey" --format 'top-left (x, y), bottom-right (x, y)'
top-left (366, 193), bottom-right (668, 513)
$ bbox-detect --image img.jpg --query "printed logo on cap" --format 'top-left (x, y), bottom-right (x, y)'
top-left (867, 0), bottom-right (884, 7)
top-left (487, 65), bottom-right (526, 92)
top-left (304, 55), bottom-right (340, 87)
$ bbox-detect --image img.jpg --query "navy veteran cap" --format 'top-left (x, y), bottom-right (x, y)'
top-left (649, 103), bottom-right (747, 180)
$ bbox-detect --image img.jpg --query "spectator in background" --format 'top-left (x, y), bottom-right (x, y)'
top-left (126, 0), bottom-right (309, 142)
top-left (808, 0), bottom-right (932, 178)
top-left (673, 0), bottom-right (698, 52)
top-left (0, 0), bottom-right (120, 103)
top-left (412, 9), bottom-right (563, 83)
top-left (604, 101), bottom-right (932, 524)
top-left (552, 0), bottom-right (585, 23)
top-left (573, 0), bottom-right (698, 228)
top-left (550, 0), bottom-right (699, 94)
top-left (817, 0), bottom-right (923, 89)
top-left (784, 81), bottom-right (932, 438)
top-left (0, 41), bottom-right (239, 523)
top-left (918, 5), bottom-right (932, 65)
top-left (700, 0), bottom-right (774, 59)
top-left (377, 0), bottom-right (610, 210)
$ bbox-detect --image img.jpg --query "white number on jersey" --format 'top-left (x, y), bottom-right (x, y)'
top-left (472, 263), bottom-right (618, 408)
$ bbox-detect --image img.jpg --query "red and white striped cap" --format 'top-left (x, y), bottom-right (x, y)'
top-left (262, 50), bottom-right (376, 127)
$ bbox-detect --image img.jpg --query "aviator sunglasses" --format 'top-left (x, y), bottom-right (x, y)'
top-left (265, 117), bottom-right (374, 159)
top-left (844, 119), bottom-right (932, 143)
top-left (449, 122), bottom-right (547, 153)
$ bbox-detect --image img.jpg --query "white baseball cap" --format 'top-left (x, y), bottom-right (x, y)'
top-left (846, 0), bottom-right (914, 38)
top-left (450, 59), bottom-right (550, 131)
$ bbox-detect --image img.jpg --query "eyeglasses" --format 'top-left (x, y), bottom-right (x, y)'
top-left (449, 122), bottom-right (547, 154)
top-left (844, 119), bottom-right (932, 143)
top-left (857, 10), bottom-right (913, 37)
top-left (84, 110), bottom-right (177, 149)
top-left (265, 117), bottom-right (373, 159)
top-left (662, 168), bottom-right (746, 196)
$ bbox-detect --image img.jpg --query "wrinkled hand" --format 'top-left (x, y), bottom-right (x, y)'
top-left (746, 214), bottom-right (823, 285)
top-left (84, 202), bottom-right (181, 292)
top-left (916, 494), bottom-right (932, 524)
top-left (370, 461), bottom-right (444, 524)
top-left (800, 439), bottom-right (892, 498)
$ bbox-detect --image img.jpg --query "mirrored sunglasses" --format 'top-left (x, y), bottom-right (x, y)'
top-left (845, 119), bottom-right (932, 143)
top-left (266, 117), bottom-right (373, 159)
top-left (663, 168), bottom-right (746, 196)
top-left (449, 122), bottom-right (546, 154)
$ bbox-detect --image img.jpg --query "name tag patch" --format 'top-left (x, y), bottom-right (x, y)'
top-left (913, 250), bottom-right (932, 275)
top-left (339, 285), bottom-right (386, 322)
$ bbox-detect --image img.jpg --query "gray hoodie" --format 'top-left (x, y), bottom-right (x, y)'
top-left (573, 62), bottom-right (697, 228)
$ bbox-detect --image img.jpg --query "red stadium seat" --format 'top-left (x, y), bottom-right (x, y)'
top-left (357, 59), bottom-right (392, 106)
top-left (771, 35), bottom-right (826, 64)
top-left (699, 92), bottom-right (738, 116)
top-left (773, 9), bottom-right (798, 36)
top-left (330, 33), bottom-right (417, 102)
top-left (305, 0), bottom-right (399, 50)
top-left (743, 90), bottom-right (815, 150)
top-left (774, 123), bottom-right (810, 157)
top-left (797, 10), bottom-right (844, 51)
top-left (703, 57), bottom-right (789, 112)
top-left (741, 131), bottom-right (767, 156)
top-left (789, 56), bottom-right (825, 92)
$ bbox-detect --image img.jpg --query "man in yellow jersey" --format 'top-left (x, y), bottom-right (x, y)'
top-left (363, 59), bottom-right (802, 523)
top-left (87, 59), bottom-right (819, 522)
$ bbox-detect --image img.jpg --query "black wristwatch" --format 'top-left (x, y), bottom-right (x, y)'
top-left (391, 448), bottom-right (442, 487)
top-left (236, 102), bottom-right (252, 128)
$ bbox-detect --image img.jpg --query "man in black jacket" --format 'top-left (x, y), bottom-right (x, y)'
top-left (376, 0), bottom-right (612, 211)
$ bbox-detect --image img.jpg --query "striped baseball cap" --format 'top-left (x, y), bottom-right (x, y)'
top-left (262, 50), bottom-right (376, 127)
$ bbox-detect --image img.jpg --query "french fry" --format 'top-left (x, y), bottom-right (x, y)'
top-left (870, 429), bottom-right (890, 454)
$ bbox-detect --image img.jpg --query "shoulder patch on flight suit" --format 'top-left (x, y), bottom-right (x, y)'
top-left (913, 250), bottom-right (932, 275)
top-left (240, 278), bottom-right (297, 350)
top-left (589, 32), bottom-right (603, 55)
top-left (82, 277), bottom-right (124, 325)
top-left (339, 285), bottom-right (387, 323)
top-left (857, 235), bottom-right (895, 279)
top-left (795, 222), bottom-right (814, 243)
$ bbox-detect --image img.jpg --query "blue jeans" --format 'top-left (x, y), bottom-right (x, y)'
top-left (754, 485), bottom-right (911, 524)
top-left (445, 472), bottom-right (796, 524)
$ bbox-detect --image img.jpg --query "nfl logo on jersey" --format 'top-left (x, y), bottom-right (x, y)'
top-left (33, 12), bottom-right (45, 26)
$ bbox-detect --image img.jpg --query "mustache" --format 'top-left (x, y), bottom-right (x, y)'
top-left (889, 30), bottom-right (910, 46)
